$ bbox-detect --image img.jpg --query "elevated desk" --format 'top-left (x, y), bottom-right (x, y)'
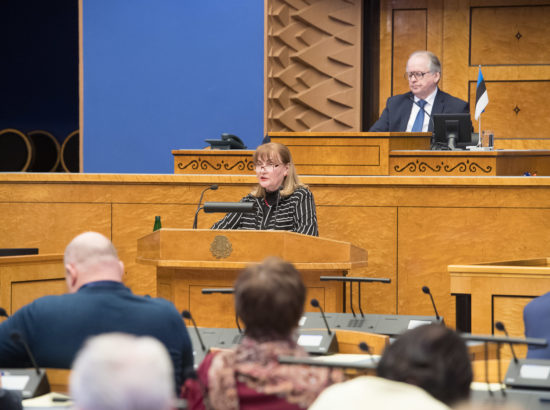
top-left (173, 133), bottom-right (550, 176)
top-left (450, 258), bottom-right (550, 358)
top-left (136, 229), bottom-right (367, 328)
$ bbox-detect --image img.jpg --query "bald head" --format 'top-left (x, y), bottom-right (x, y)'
top-left (64, 232), bottom-right (124, 292)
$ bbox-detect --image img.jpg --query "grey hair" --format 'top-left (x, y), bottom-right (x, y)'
top-left (70, 333), bottom-right (175, 410)
top-left (409, 50), bottom-right (441, 73)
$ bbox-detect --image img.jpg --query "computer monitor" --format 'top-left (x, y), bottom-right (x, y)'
top-left (432, 113), bottom-right (473, 150)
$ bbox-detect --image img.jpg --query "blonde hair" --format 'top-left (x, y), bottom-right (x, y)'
top-left (251, 142), bottom-right (307, 197)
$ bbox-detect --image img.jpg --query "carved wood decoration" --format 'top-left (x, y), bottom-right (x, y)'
top-left (265, 0), bottom-right (363, 132)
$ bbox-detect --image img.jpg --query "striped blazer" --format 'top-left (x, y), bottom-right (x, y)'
top-left (211, 187), bottom-right (318, 236)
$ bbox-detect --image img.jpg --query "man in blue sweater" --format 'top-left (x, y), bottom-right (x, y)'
top-left (0, 231), bottom-right (193, 389)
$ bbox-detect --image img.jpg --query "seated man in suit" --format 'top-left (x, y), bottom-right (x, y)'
top-left (524, 293), bottom-right (550, 358)
top-left (70, 333), bottom-right (175, 410)
top-left (0, 231), bottom-right (193, 390)
top-left (369, 50), bottom-right (470, 135)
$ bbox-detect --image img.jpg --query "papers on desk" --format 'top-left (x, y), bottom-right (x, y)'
top-left (22, 392), bottom-right (72, 409)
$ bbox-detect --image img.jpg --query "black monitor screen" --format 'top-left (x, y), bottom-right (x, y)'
top-left (432, 113), bottom-right (473, 150)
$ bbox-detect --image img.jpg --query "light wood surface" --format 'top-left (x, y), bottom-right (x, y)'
top-left (269, 132), bottom-right (431, 176)
top-left (390, 149), bottom-right (550, 176)
top-left (172, 150), bottom-right (255, 175)
top-left (334, 329), bottom-right (389, 355)
top-left (4, 173), bottom-right (550, 328)
top-left (450, 258), bottom-right (550, 356)
top-left (0, 254), bottom-right (66, 314)
top-left (136, 229), bottom-right (367, 328)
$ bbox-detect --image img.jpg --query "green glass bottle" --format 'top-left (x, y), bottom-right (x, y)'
top-left (153, 216), bottom-right (162, 231)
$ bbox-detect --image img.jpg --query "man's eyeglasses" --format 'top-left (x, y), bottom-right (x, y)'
top-left (255, 163), bottom-right (280, 172)
top-left (404, 71), bottom-right (431, 80)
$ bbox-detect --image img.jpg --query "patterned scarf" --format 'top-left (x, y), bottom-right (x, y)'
top-left (206, 336), bottom-right (343, 410)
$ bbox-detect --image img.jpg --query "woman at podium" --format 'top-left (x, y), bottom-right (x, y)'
top-left (212, 142), bottom-right (318, 236)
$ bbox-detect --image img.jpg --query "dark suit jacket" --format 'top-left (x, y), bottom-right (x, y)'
top-left (524, 292), bottom-right (550, 359)
top-left (369, 89), bottom-right (470, 132)
top-left (0, 281), bottom-right (193, 389)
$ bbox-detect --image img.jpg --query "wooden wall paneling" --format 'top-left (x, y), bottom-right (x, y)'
top-left (398, 205), bottom-right (550, 326)
top-left (0, 203), bottom-right (111, 253)
top-left (316, 203), bottom-right (397, 314)
top-left (392, 9), bottom-right (428, 96)
top-left (471, 5), bottom-right (550, 65)
top-left (442, 0), bottom-right (470, 101)
top-left (265, 0), bottom-right (363, 132)
top-left (468, 80), bottom-right (550, 148)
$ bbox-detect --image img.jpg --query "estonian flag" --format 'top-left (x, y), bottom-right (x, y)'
top-left (474, 67), bottom-right (489, 120)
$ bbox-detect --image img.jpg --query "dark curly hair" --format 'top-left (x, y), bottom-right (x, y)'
top-left (377, 324), bottom-right (472, 406)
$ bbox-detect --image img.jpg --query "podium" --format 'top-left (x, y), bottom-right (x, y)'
top-left (136, 229), bottom-right (367, 328)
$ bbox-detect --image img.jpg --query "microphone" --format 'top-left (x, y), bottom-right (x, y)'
top-left (358, 342), bottom-right (378, 365)
top-left (409, 96), bottom-right (439, 149)
top-left (192, 184), bottom-right (218, 229)
top-left (0, 307), bottom-right (8, 318)
top-left (203, 202), bottom-right (254, 213)
top-left (181, 310), bottom-right (207, 353)
top-left (10, 331), bottom-right (41, 375)
top-left (310, 299), bottom-right (332, 336)
top-left (495, 321), bottom-right (519, 364)
top-left (422, 286), bottom-right (440, 321)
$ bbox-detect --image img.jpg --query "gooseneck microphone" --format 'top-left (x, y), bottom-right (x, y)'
top-left (192, 184), bottom-right (218, 229)
top-left (421, 286), bottom-right (440, 321)
top-left (310, 298), bottom-right (332, 336)
top-left (181, 310), bottom-right (206, 353)
top-left (10, 331), bottom-right (41, 375)
top-left (495, 321), bottom-right (519, 364)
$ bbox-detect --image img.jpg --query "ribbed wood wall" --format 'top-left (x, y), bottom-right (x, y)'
top-left (264, 0), bottom-right (363, 132)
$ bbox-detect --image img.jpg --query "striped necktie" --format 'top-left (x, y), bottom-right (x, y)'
top-left (411, 99), bottom-right (427, 132)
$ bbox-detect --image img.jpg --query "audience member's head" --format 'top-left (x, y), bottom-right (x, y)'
top-left (235, 256), bottom-right (305, 340)
top-left (70, 333), bottom-right (175, 410)
top-left (64, 232), bottom-right (124, 292)
top-left (377, 324), bottom-right (472, 406)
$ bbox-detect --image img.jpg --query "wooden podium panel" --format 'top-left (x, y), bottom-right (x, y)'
top-left (391, 150), bottom-right (550, 176)
top-left (136, 229), bottom-right (367, 328)
top-left (0, 254), bottom-right (66, 315)
top-left (450, 258), bottom-right (550, 358)
top-left (269, 132), bottom-right (431, 176)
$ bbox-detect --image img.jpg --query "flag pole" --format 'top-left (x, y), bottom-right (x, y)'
top-left (477, 65), bottom-right (482, 147)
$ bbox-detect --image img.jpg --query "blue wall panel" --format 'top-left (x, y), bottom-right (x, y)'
top-left (83, 1), bottom-right (263, 173)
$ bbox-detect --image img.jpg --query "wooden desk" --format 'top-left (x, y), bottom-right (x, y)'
top-left (390, 149), bottom-right (550, 176)
top-left (0, 254), bottom-right (65, 314)
top-left (450, 258), bottom-right (550, 358)
top-left (136, 229), bottom-right (367, 328)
